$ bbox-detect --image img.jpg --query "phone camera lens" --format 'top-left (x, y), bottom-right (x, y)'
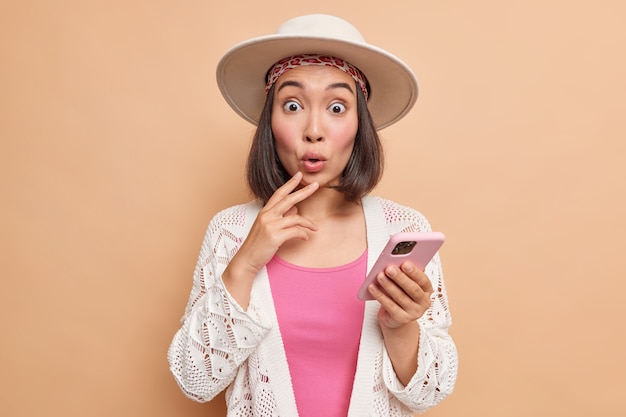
top-left (392, 241), bottom-right (417, 255)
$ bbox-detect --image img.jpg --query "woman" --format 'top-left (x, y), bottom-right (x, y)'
top-left (168, 14), bottom-right (457, 417)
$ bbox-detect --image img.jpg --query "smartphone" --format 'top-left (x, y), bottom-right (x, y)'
top-left (357, 231), bottom-right (445, 301)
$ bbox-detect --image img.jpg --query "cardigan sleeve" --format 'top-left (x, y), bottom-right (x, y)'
top-left (381, 252), bottom-right (458, 412)
top-left (167, 205), bottom-right (271, 402)
top-left (376, 198), bottom-right (459, 412)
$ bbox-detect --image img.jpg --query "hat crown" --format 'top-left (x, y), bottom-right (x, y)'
top-left (276, 14), bottom-right (366, 44)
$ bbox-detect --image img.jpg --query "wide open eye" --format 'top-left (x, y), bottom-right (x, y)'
top-left (283, 100), bottom-right (303, 112)
top-left (329, 102), bottom-right (347, 114)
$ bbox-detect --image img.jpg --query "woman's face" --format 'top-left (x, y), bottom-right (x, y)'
top-left (271, 65), bottom-right (359, 188)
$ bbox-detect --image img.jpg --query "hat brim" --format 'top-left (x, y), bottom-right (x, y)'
top-left (216, 34), bottom-right (419, 130)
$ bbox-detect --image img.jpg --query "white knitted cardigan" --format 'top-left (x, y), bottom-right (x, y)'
top-left (168, 196), bottom-right (458, 416)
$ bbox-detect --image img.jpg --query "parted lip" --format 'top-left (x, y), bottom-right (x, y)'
top-left (302, 151), bottom-right (326, 162)
top-left (301, 151), bottom-right (327, 173)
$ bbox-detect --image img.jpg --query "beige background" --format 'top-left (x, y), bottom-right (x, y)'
top-left (1, 1), bottom-right (625, 416)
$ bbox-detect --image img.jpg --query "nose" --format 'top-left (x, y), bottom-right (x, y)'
top-left (304, 111), bottom-right (324, 142)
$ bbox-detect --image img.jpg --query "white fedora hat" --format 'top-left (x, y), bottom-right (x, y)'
top-left (216, 14), bottom-right (419, 130)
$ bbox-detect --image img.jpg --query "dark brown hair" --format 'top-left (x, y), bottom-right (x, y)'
top-left (246, 83), bottom-right (384, 204)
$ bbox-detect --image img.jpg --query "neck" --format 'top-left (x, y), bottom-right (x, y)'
top-left (295, 186), bottom-right (360, 222)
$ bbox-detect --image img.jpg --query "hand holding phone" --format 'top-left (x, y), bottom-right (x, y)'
top-left (357, 231), bottom-right (445, 301)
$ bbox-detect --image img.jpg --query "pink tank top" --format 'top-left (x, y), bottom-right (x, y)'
top-left (267, 251), bottom-right (367, 417)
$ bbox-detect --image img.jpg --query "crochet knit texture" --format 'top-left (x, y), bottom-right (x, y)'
top-left (168, 196), bottom-right (458, 416)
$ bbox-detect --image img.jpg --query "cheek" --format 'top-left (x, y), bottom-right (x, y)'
top-left (271, 119), bottom-right (294, 155)
top-left (271, 114), bottom-right (299, 167)
top-left (334, 119), bottom-right (359, 153)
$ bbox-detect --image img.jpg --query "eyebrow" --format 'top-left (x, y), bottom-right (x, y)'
top-left (276, 80), bottom-right (302, 93)
top-left (327, 82), bottom-right (355, 95)
top-left (276, 80), bottom-right (355, 95)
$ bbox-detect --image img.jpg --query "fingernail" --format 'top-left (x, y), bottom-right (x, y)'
top-left (402, 263), bottom-right (414, 273)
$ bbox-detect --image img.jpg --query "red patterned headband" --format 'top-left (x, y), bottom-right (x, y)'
top-left (265, 54), bottom-right (369, 99)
